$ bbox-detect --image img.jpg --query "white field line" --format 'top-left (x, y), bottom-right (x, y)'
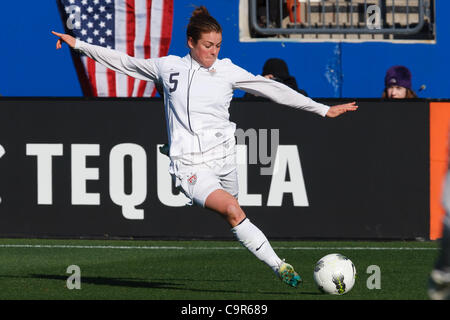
top-left (0, 244), bottom-right (439, 250)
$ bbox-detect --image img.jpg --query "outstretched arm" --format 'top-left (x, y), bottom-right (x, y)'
top-left (235, 74), bottom-right (330, 117)
top-left (231, 63), bottom-right (358, 118)
top-left (51, 31), bottom-right (158, 82)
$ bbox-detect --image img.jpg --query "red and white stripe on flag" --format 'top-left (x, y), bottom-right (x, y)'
top-left (79, 0), bottom-right (173, 97)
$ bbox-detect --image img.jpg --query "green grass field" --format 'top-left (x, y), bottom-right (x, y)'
top-left (0, 238), bottom-right (440, 300)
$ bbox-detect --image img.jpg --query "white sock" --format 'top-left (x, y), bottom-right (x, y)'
top-left (231, 218), bottom-right (283, 273)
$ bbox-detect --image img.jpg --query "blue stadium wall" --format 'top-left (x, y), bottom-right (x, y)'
top-left (0, 0), bottom-right (448, 98)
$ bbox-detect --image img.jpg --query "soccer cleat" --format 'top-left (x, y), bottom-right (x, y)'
top-left (277, 261), bottom-right (302, 288)
top-left (428, 269), bottom-right (450, 300)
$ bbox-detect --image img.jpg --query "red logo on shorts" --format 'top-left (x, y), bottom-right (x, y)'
top-left (188, 174), bottom-right (197, 185)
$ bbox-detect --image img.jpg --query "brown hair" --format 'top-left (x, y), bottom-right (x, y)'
top-left (186, 6), bottom-right (222, 43)
top-left (382, 88), bottom-right (418, 99)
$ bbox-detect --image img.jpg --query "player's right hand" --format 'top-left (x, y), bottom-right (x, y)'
top-left (51, 31), bottom-right (76, 49)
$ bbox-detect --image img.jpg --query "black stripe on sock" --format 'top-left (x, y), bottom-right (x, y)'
top-left (235, 217), bottom-right (247, 227)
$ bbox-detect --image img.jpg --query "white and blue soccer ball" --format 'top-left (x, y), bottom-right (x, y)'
top-left (313, 253), bottom-right (357, 295)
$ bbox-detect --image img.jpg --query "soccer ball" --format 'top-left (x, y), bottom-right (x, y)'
top-left (313, 253), bottom-right (356, 295)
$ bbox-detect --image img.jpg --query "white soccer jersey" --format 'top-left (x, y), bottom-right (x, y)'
top-left (74, 40), bottom-right (330, 159)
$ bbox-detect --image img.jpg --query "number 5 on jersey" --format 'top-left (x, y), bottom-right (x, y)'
top-left (169, 72), bottom-right (179, 93)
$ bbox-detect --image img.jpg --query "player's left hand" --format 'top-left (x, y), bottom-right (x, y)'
top-left (326, 101), bottom-right (358, 118)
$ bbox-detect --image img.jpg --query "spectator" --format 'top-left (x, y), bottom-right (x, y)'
top-left (382, 65), bottom-right (417, 99)
top-left (244, 58), bottom-right (308, 98)
top-left (256, 0), bottom-right (283, 28)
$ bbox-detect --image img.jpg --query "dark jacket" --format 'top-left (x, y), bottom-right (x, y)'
top-left (243, 58), bottom-right (308, 98)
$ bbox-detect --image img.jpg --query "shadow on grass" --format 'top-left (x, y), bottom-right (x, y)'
top-left (30, 274), bottom-right (259, 295)
top-left (0, 274), bottom-right (319, 296)
top-left (33, 274), bottom-right (181, 290)
top-left (36, 274), bottom-right (323, 296)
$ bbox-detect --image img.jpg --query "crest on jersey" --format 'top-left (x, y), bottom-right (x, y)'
top-left (188, 174), bottom-right (197, 185)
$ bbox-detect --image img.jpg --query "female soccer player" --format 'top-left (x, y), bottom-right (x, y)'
top-left (52, 6), bottom-right (357, 288)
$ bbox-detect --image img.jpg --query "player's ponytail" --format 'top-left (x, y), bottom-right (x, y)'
top-left (187, 6), bottom-right (222, 43)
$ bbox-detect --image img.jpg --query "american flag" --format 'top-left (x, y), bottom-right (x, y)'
top-left (57, 0), bottom-right (173, 97)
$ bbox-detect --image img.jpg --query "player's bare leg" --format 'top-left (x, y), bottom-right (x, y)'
top-left (205, 189), bottom-right (302, 287)
top-left (204, 189), bottom-right (245, 227)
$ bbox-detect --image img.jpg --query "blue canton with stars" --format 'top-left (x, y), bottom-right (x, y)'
top-left (60, 0), bottom-right (115, 49)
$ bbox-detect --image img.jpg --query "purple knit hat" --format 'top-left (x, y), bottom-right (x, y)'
top-left (385, 66), bottom-right (412, 90)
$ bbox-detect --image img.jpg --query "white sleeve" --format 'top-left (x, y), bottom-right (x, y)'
top-left (74, 39), bottom-right (159, 82)
top-left (230, 64), bottom-right (330, 117)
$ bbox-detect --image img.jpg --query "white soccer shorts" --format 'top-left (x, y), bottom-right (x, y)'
top-left (170, 139), bottom-right (239, 207)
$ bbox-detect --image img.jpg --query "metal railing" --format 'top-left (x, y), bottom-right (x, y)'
top-left (249, 0), bottom-right (432, 37)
